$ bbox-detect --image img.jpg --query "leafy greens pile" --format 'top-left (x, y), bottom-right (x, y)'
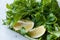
top-left (4, 0), bottom-right (60, 40)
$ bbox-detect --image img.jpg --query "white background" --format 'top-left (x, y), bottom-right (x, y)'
top-left (0, 0), bottom-right (60, 40)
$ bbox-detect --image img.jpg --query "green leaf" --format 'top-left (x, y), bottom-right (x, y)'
top-left (47, 34), bottom-right (57, 40)
top-left (20, 27), bottom-right (26, 35)
top-left (6, 4), bottom-right (12, 9)
top-left (51, 0), bottom-right (59, 12)
top-left (41, 0), bottom-right (51, 6)
top-left (47, 13), bottom-right (57, 24)
top-left (51, 31), bottom-right (60, 37)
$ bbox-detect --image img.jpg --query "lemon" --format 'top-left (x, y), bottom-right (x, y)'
top-left (28, 25), bottom-right (46, 38)
top-left (13, 20), bottom-right (34, 32)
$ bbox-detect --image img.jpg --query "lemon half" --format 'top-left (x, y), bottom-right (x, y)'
top-left (13, 20), bottom-right (34, 32)
top-left (28, 26), bottom-right (46, 38)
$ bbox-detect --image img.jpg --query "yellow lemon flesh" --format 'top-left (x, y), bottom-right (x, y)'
top-left (28, 26), bottom-right (46, 38)
top-left (13, 20), bottom-right (34, 32)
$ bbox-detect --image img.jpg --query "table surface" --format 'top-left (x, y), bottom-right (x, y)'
top-left (0, 0), bottom-right (60, 40)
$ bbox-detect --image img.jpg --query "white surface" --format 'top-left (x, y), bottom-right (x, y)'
top-left (0, 0), bottom-right (60, 40)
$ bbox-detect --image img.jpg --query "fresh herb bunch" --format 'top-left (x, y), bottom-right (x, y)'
top-left (4, 0), bottom-right (60, 40)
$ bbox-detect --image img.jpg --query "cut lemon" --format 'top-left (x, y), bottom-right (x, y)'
top-left (28, 25), bottom-right (46, 38)
top-left (13, 20), bottom-right (34, 32)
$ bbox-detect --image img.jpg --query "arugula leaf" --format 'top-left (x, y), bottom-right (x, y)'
top-left (52, 31), bottom-right (60, 37)
top-left (16, 27), bottom-right (26, 35)
top-left (47, 34), bottom-right (57, 40)
top-left (20, 27), bottom-right (26, 35)
top-left (46, 13), bottom-right (57, 24)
